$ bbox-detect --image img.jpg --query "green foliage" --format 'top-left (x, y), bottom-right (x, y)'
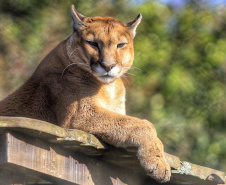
top-left (0, 0), bottom-right (225, 172)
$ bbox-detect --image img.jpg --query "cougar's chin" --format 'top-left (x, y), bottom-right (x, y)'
top-left (93, 65), bottom-right (121, 83)
top-left (96, 75), bottom-right (117, 83)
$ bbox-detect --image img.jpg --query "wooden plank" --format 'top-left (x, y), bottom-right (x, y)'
top-left (0, 116), bottom-right (183, 168)
top-left (0, 116), bottom-right (105, 149)
top-left (0, 116), bottom-right (225, 185)
top-left (2, 131), bottom-right (93, 185)
top-left (0, 131), bottom-right (154, 185)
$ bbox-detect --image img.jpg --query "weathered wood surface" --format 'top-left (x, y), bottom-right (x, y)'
top-left (0, 131), bottom-right (158, 185)
top-left (0, 116), bottom-right (225, 185)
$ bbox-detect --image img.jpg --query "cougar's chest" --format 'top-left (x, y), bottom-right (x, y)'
top-left (97, 80), bottom-right (126, 115)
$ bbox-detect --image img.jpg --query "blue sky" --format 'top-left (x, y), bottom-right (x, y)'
top-left (133, 0), bottom-right (226, 8)
top-left (161, 0), bottom-right (226, 7)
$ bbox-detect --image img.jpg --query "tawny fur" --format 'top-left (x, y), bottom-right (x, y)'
top-left (0, 5), bottom-right (171, 183)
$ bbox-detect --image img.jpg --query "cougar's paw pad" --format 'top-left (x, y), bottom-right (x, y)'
top-left (146, 160), bottom-right (171, 183)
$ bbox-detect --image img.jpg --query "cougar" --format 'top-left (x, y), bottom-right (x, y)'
top-left (0, 5), bottom-right (171, 183)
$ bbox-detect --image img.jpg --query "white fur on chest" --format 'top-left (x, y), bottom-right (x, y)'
top-left (98, 83), bottom-right (126, 115)
top-left (107, 83), bottom-right (116, 99)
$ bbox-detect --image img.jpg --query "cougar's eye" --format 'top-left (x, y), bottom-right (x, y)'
top-left (117, 43), bottom-right (127, 48)
top-left (87, 41), bottom-right (98, 48)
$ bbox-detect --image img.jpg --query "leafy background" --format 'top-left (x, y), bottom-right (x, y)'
top-left (0, 0), bottom-right (225, 172)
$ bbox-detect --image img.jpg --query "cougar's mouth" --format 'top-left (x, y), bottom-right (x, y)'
top-left (96, 74), bottom-right (116, 83)
top-left (92, 64), bottom-right (121, 83)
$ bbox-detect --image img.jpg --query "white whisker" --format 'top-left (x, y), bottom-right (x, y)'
top-left (121, 74), bottom-right (130, 84)
top-left (134, 52), bottom-right (141, 58)
top-left (131, 66), bottom-right (143, 72)
top-left (61, 62), bottom-right (90, 77)
top-left (69, 48), bottom-right (79, 57)
top-left (61, 63), bottom-right (77, 77)
top-left (77, 63), bottom-right (89, 66)
top-left (125, 72), bottom-right (136, 76)
top-left (123, 66), bottom-right (143, 72)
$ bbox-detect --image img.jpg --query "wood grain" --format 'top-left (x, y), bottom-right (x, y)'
top-left (0, 131), bottom-right (151, 185)
top-left (0, 116), bottom-right (225, 185)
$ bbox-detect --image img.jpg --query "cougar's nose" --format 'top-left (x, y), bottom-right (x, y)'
top-left (100, 62), bottom-right (116, 72)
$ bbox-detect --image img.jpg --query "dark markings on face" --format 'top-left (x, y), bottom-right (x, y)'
top-left (108, 40), bottom-right (112, 48)
top-left (90, 57), bottom-right (99, 68)
top-left (81, 17), bottom-right (134, 52)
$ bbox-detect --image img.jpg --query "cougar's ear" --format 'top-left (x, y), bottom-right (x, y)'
top-left (126, 13), bottom-right (142, 38)
top-left (71, 5), bottom-right (86, 31)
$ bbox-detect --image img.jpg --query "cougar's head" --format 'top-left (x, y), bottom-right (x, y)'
top-left (67, 5), bottom-right (142, 83)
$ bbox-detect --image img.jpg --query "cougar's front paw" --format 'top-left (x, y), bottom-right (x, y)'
top-left (138, 146), bottom-right (171, 183)
top-left (145, 158), bottom-right (171, 183)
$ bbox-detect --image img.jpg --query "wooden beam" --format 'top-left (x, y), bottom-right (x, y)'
top-left (0, 116), bottom-right (105, 149)
top-left (0, 116), bottom-right (225, 185)
top-left (0, 131), bottom-right (155, 185)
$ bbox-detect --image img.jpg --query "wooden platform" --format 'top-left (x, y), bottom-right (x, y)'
top-left (0, 116), bottom-right (225, 185)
